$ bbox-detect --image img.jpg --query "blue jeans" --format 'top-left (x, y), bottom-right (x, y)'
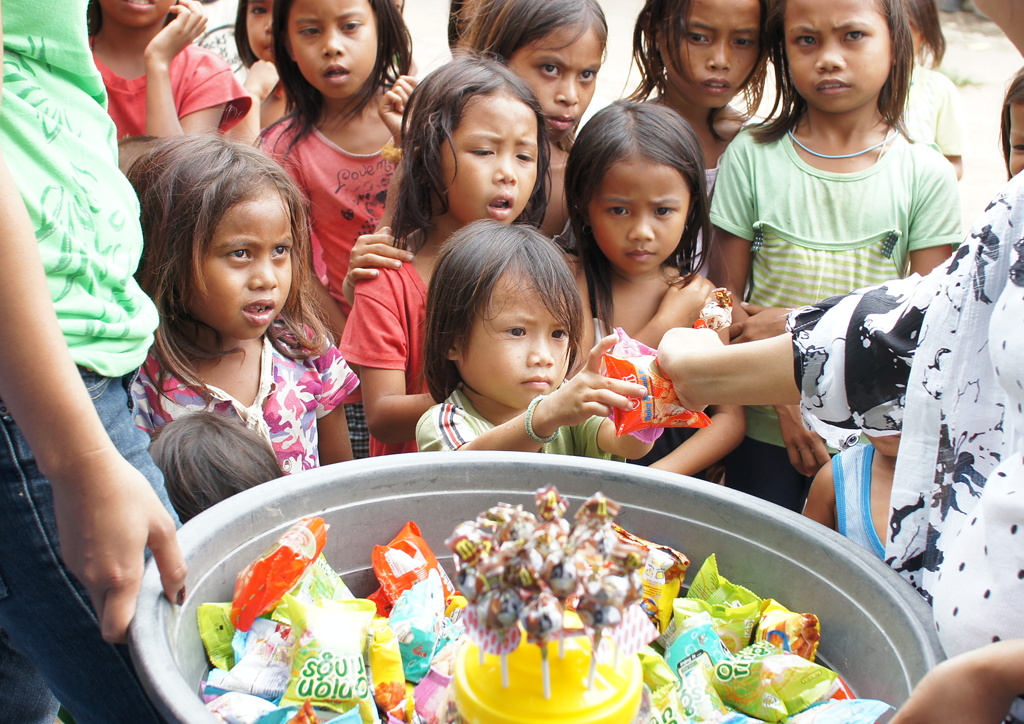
top-left (0, 369), bottom-right (177, 723)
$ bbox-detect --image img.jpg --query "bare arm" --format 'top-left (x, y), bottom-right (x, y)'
top-left (360, 366), bottom-right (435, 445)
top-left (316, 405), bottom-right (353, 465)
top-left (803, 460), bottom-right (838, 530)
top-left (143, 0), bottom-right (208, 137)
top-left (973, 0), bottom-right (1024, 54)
top-left (0, 8), bottom-right (185, 641)
top-left (649, 404), bottom-right (746, 477)
top-left (908, 244), bottom-right (953, 277)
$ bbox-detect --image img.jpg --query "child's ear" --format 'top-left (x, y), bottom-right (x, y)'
top-left (447, 345), bottom-right (460, 361)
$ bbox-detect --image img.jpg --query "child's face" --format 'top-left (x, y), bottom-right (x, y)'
top-left (449, 276), bottom-right (571, 424)
top-left (188, 189), bottom-right (293, 351)
top-left (434, 93), bottom-right (539, 239)
top-left (247, 0), bottom-right (276, 63)
top-left (97, 0), bottom-right (176, 27)
top-left (661, 0), bottom-right (761, 113)
top-left (587, 157), bottom-right (691, 279)
top-left (1010, 103), bottom-right (1024, 177)
top-left (783, 0), bottom-right (893, 118)
top-left (507, 25), bottom-right (604, 145)
top-left (285, 0), bottom-right (378, 112)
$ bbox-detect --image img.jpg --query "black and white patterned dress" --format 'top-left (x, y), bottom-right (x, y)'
top-left (789, 172), bottom-right (1024, 722)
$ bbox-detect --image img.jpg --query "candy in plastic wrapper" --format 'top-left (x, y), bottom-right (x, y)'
top-left (667, 614), bottom-right (732, 670)
top-left (755, 599), bottom-right (821, 662)
top-left (219, 622), bottom-right (294, 700)
top-left (389, 571), bottom-right (458, 683)
top-left (232, 517), bottom-right (328, 632)
top-left (413, 666), bottom-right (454, 724)
top-left (787, 699), bottom-right (894, 723)
top-left (694, 288), bottom-right (734, 331)
top-left (672, 597), bottom-right (760, 655)
top-left (371, 521), bottom-right (456, 617)
top-left (368, 618), bottom-right (406, 713)
top-left (199, 602), bottom-right (237, 671)
top-left (686, 554), bottom-right (761, 609)
top-left (612, 523), bottom-right (690, 634)
top-left (675, 650), bottom-right (730, 721)
top-left (278, 595), bottom-right (378, 722)
top-left (206, 691), bottom-right (278, 724)
top-left (602, 353), bottom-right (711, 437)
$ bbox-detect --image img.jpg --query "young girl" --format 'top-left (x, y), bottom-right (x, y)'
top-left (89, 0), bottom-right (252, 138)
top-left (902, 0), bottom-right (967, 178)
top-left (417, 220), bottom-right (653, 460)
top-left (128, 135), bottom-right (358, 475)
top-left (566, 101), bottom-right (745, 478)
top-left (235, 0), bottom-right (288, 132)
top-left (459, 0), bottom-right (607, 237)
top-left (630, 0), bottom-right (771, 172)
top-left (709, 0), bottom-right (961, 511)
top-left (803, 433), bottom-right (900, 559)
top-left (1002, 67), bottom-right (1024, 178)
top-left (339, 55), bottom-right (549, 457)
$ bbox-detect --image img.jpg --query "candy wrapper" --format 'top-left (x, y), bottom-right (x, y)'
top-left (206, 691), bottom-right (278, 724)
top-left (199, 602), bottom-right (237, 671)
top-left (693, 288), bottom-right (734, 331)
top-left (368, 618), bottom-right (406, 714)
top-left (666, 612), bottom-right (732, 671)
top-left (389, 570), bottom-right (459, 683)
top-left (278, 595), bottom-right (379, 722)
top-left (602, 329), bottom-right (711, 439)
top-left (613, 524), bottom-right (689, 635)
top-left (219, 622), bottom-right (294, 700)
top-left (232, 517), bottom-right (328, 632)
top-left (675, 650), bottom-right (730, 721)
top-left (371, 522), bottom-right (456, 617)
top-left (672, 598), bottom-right (761, 655)
top-left (787, 699), bottom-right (893, 723)
top-left (755, 599), bottom-right (821, 662)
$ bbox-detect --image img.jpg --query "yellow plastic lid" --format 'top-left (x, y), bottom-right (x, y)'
top-left (454, 632), bottom-right (643, 724)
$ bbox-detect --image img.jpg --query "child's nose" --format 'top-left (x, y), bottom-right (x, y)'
top-left (708, 40), bottom-right (730, 70)
top-left (555, 78), bottom-right (579, 107)
top-left (628, 217), bottom-right (655, 242)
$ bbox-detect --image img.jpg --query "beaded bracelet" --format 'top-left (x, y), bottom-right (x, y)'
top-left (381, 140), bottom-right (403, 164)
top-left (525, 394), bottom-right (559, 445)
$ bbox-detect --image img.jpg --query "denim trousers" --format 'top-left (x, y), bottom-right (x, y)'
top-left (0, 369), bottom-right (177, 723)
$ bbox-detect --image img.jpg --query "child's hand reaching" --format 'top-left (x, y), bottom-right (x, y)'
top-left (379, 75), bottom-right (419, 144)
top-left (342, 227), bottom-right (414, 303)
top-left (144, 0), bottom-right (207, 70)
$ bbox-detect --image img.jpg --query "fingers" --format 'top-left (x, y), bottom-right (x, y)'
top-left (149, 512), bottom-right (188, 609)
top-left (585, 333), bottom-right (618, 372)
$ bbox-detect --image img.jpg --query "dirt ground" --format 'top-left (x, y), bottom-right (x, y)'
top-left (403, 0), bottom-right (1022, 234)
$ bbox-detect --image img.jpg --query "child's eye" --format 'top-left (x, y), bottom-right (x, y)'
top-left (508, 327), bottom-right (526, 337)
top-left (551, 329), bottom-right (568, 340)
top-left (846, 30), bottom-right (865, 41)
top-left (579, 70), bottom-right (597, 82)
top-left (793, 35), bottom-right (815, 47)
top-left (655, 207), bottom-right (675, 217)
top-left (516, 152), bottom-right (535, 163)
top-left (609, 206), bottom-right (628, 216)
top-left (733, 37), bottom-right (755, 48)
top-left (540, 64), bottom-right (558, 75)
top-left (471, 149), bottom-right (494, 156)
top-left (228, 249), bottom-right (249, 259)
top-left (686, 32), bottom-right (709, 44)
top-left (273, 245), bottom-right (292, 257)
top-left (249, 6), bottom-right (267, 16)
top-left (297, 26), bottom-right (320, 37)
top-left (343, 21), bottom-right (362, 32)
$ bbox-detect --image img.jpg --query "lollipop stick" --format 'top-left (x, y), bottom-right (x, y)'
top-left (587, 630), bottom-right (602, 690)
top-left (479, 646), bottom-right (485, 667)
top-left (501, 653), bottom-right (510, 689)
top-left (558, 636), bottom-right (565, 659)
top-left (541, 644), bottom-right (551, 699)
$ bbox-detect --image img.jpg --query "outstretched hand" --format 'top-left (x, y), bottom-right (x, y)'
top-left (50, 451), bottom-right (186, 644)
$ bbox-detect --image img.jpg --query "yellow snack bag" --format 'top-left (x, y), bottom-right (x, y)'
top-left (368, 618), bottom-right (406, 714)
top-left (755, 599), bottom-right (821, 662)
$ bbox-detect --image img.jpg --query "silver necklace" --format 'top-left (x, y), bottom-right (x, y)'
top-left (788, 129), bottom-right (897, 159)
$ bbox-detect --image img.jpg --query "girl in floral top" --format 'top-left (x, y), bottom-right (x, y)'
top-left (129, 135), bottom-right (358, 473)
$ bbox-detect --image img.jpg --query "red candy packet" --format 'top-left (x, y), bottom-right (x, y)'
top-left (371, 521), bottom-right (457, 617)
top-left (231, 516), bottom-right (328, 632)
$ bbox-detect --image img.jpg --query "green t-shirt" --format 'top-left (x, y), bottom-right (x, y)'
top-left (417, 388), bottom-right (620, 461)
top-left (710, 127), bottom-right (961, 446)
top-left (2, 0), bottom-right (158, 376)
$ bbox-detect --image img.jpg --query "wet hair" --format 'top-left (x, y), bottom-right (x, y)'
top-left (754, 0), bottom-right (913, 144)
top-left (565, 101), bottom-right (709, 333)
top-left (390, 53), bottom-right (550, 252)
top-left (129, 135), bottom-right (328, 400)
top-left (629, 0), bottom-right (770, 141)
top-left (458, 0), bottom-right (608, 151)
top-left (423, 220), bottom-right (583, 402)
top-left (150, 412), bottom-right (281, 523)
top-left (902, 0), bottom-right (944, 67)
top-left (270, 0), bottom-right (411, 144)
top-left (1002, 67), bottom-right (1024, 178)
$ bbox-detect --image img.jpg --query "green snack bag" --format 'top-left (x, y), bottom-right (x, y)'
top-left (198, 602), bottom-right (236, 671)
top-left (279, 595), bottom-right (379, 722)
top-left (672, 598), bottom-right (760, 654)
top-left (686, 554), bottom-right (761, 608)
top-left (675, 651), bottom-right (729, 721)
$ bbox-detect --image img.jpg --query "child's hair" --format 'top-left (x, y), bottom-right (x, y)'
top-left (117, 135), bottom-right (159, 176)
top-left (754, 0), bottom-right (913, 144)
top-left (902, 0), bottom-right (945, 67)
top-left (271, 0), bottom-right (412, 142)
top-left (458, 0), bottom-right (608, 151)
top-left (150, 412), bottom-right (281, 522)
top-left (129, 135), bottom-right (328, 396)
top-left (1001, 67), bottom-right (1024, 178)
top-left (423, 219), bottom-right (583, 402)
top-left (630, 0), bottom-right (771, 141)
top-left (390, 53), bottom-right (550, 252)
top-left (235, 0), bottom-right (262, 68)
top-left (448, 0), bottom-right (469, 50)
top-left (565, 101), bottom-right (710, 333)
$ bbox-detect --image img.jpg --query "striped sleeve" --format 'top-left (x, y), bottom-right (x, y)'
top-left (416, 401), bottom-right (480, 451)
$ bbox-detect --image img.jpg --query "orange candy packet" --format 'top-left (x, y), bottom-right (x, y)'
top-left (602, 353), bottom-right (712, 437)
top-left (231, 516), bottom-right (328, 631)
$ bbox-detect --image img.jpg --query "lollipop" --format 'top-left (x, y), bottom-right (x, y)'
top-left (694, 287), bottom-right (734, 331)
top-left (577, 574), bottom-right (630, 689)
top-left (519, 591), bottom-right (564, 699)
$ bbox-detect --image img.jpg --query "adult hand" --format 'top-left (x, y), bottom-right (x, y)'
top-left (50, 451), bottom-right (185, 644)
top-left (728, 303), bottom-right (791, 344)
top-left (379, 75), bottom-right (418, 143)
top-left (655, 327), bottom-right (726, 410)
top-left (776, 404), bottom-right (829, 477)
top-left (144, 0), bottom-right (207, 68)
top-left (342, 227), bottom-right (412, 303)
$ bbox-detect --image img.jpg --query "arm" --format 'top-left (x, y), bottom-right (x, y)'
top-left (708, 227), bottom-right (752, 306)
top-left (228, 60), bottom-right (279, 145)
top-left (0, 11), bottom-right (185, 640)
top-left (908, 244), bottom-right (953, 276)
top-left (631, 276), bottom-right (716, 349)
top-left (316, 405), bottom-right (353, 465)
top-left (656, 328), bottom-right (799, 409)
top-left (143, 0), bottom-right (208, 137)
top-left (803, 459), bottom-right (838, 530)
top-left (649, 404), bottom-right (746, 477)
top-left (945, 156), bottom-right (963, 181)
top-left (973, 0), bottom-right (1024, 53)
top-left (891, 639), bottom-right (1024, 724)
top-left (360, 366), bottom-right (435, 445)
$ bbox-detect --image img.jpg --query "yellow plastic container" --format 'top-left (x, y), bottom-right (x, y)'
top-left (454, 632), bottom-right (643, 724)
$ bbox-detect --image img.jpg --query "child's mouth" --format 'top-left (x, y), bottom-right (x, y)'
top-left (243, 303), bottom-right (275, 325)
top-left (324, 65), bottom-right (350, 81)
top-left (487, 196), bottom-right (514, 221)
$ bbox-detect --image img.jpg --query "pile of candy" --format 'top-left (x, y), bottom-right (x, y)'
top-left (196, 487), bottom-right (895, 724)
